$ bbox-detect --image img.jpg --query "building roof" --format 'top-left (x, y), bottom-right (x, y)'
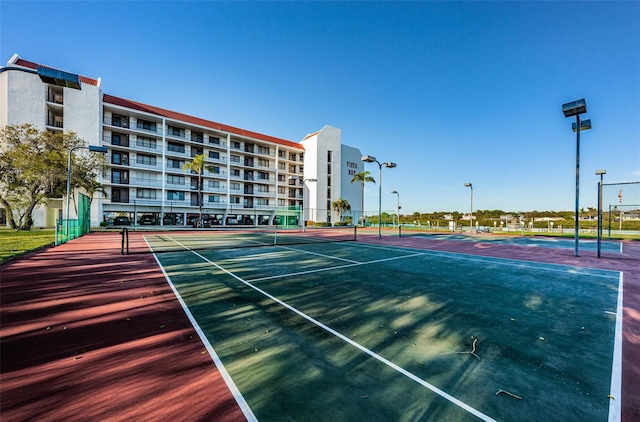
top-left (104, 94), bottom-right (304, 150)
top-left (8, 54), bottom-right (304, 151)
top-left (11, 57), bottom-right (100, 87)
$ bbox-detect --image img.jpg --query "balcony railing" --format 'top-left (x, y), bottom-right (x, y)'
top-left (46, 115), bottom-right (63, 128)
top-left (131, 178), bottom-right (162, 187)
top-left (103, 116), bottom-right (130, 128)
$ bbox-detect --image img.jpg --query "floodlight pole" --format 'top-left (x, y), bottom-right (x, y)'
top-left (391, 190), bottom-right (400, 227)
top-left (562, 98), bottom-right (590, 257)
top-left (66, 145), bottom-right (108, 240)
top-left (362, 155), bottom-right (396, 239)
top-left (596, 169), bottom-right (606, 258)
top-left (464, 183), bottom-right (473, 233)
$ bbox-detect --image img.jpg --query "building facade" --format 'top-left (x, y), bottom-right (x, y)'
top-left (0, 54), bottom-right (365, 228)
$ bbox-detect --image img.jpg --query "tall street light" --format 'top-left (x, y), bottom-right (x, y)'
top-left (362, 155), bottom-right (396, 239)
top-left (562, 98), bottom-right (592, 257)
top-left (595, 169), bottom-right (606, 258)
top-left (66, 145), bottom-right (108, 239)
top-left (464, 183), bottom-right (473, 233)
top-left (391, 190), bottom-right (400, 227)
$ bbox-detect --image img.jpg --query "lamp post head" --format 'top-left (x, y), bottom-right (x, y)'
top-left (304, 178), bottom-right (317, 182)
top-left (562, 98), bottom-right (587, 117)
top-left (391, 190), bottom-right (398, 194)
top-left (464, 182), bottom-right (472, 188)
top-left (595, 169), bottom-right (606, 176)
top-left (383, 162), bottom-right (396, 168)
top-left (88, 145), bottom-right (108, 153)
top-left (361, 155), bottom-right (377, 163)
top-left (572, 119), bottom-right (592, 132)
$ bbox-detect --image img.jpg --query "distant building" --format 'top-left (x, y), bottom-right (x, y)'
top-left (0, 54), bottom-right (364, 227)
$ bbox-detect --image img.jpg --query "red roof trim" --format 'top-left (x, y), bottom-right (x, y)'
top-left (103, 94), bottom-right (304, 150)
top-left (14, 58), bottom-right (100, 86)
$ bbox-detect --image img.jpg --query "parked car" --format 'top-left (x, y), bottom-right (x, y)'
top-left (113, 216), bottom-right (131, 226)
top-left (138, 215), bottom-right (157, 225)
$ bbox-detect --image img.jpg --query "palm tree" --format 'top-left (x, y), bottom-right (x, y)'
top-left (331, 198), bottom-right (351, 223)
top-left (182, 154), bottom-right (214, 226)
top-left (351, 171), bottom-right (375, 226)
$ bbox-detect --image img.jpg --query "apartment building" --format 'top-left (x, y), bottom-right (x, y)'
top-left (1, 54), bottom-right (366, 228)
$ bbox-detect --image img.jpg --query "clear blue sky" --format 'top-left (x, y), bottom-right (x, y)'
top-left (2, 1), bottom-right (639, 214)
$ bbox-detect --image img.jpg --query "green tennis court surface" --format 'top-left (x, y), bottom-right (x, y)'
top-left (147, 234), bottom-right (622, 421)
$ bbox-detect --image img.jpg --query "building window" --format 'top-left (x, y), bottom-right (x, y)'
top-left (112, 152), bottom-right (129, 165)
top-left (112, 133), bottom-right (129, 147)
top-left (231, 141), bottom-right (241, 149)
top-left (209, 151), bottom-right (220, 159)
top-left (167, 191), bottom-right (184, 201)
top-left (136, 189), bottom-right (157, 199)
top-left (167, 142), bottom-right (185, 153)
top-left (257, 198), bottom-right (269, 206)
top-left (231, 196), bottom-right (241, 204)
top-left (168, 126), bottom-right (184, 137)
top-left (230, 155), bottom-right (240, 163)
top-left (208, 180), bottom-right (220, 189)
top-left (112, 170), bottom-right (129, 184)
top-left (137, 119), bottom-right (156, 131)
top-left (209, 136), bottom-right (220, 144)
top-left (278, 199), bottom-right (286, 206)
top-left (111, 188), bottom-right (129, 203)
top-left (208, 195), bottom-right (220, 203)
top-left (167, 159), bottom-right (183, 169)
top-left (230, 182), bottom-right (240, 191)
top-left (278, 186), bottom-right (286, 194)
top-left (136, 137), bottom-right (157, 149)
top-left (137, 154), bottom-right (157, 166)
top-left (191, 131), bottom-right (204, 143)
top-left (258, 172), bottom-right (269, 180)
top-left (231, 169), bottom-right (240, 177)
top-left (112, 114), bottom-right (129, 128)
top-left (167, 175), bottom-right (185, 185)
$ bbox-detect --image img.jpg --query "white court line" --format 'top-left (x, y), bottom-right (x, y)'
top-left (608, 272), bottom-right (623, 422)
top-left (248, 252), bottom-right (426, 282)
top-left (144, 238), bottom-right (257, 422)
top-left (275, 244), bottom-right (361, 263)
top-left (166, 236), bottom-right (496, 422)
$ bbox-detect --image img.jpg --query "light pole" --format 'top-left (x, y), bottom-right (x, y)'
top-left (595, 169), bottom-right (606, 258)
top-left (362, 155), bottom-right (396, 239)
top-left (464, 183), bottom-right (473, 233)
top-left (66, 145), bottom-right (108, 240)
top-left (391, 190), bottom-right (400, 228)
top-left (562, 98), bottom-right (591, 257)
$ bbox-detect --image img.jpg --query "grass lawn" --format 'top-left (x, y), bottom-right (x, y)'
top-left (0, 229), bottom-right (56, 264)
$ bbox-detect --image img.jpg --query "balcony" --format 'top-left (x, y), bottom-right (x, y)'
top-left (103, 116), bottom-right (130, 129)
top-left (45, 115), bottom-right (63, 128)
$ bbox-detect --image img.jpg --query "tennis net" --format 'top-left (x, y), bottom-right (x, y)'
top-left (122, 226), bottom-right (357, 254)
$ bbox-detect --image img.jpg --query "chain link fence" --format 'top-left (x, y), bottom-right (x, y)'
top-left (599, 181), bottom-right (640, 260)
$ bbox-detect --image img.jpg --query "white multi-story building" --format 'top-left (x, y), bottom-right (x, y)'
top-left (0, 54), bottom-right (366, 228)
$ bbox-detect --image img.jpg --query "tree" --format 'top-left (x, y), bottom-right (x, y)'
top-left (0, 124), bottom-right (104, 230)
top-left (351, 171), bottom-right (375, 226)
top-left (331, 198), bottom-right (351, 223)
top-left (182, 154), bottom-right (214, 226)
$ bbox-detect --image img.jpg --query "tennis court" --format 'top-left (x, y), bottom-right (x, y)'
top-left (146, 230), bottom-right (623, 422)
